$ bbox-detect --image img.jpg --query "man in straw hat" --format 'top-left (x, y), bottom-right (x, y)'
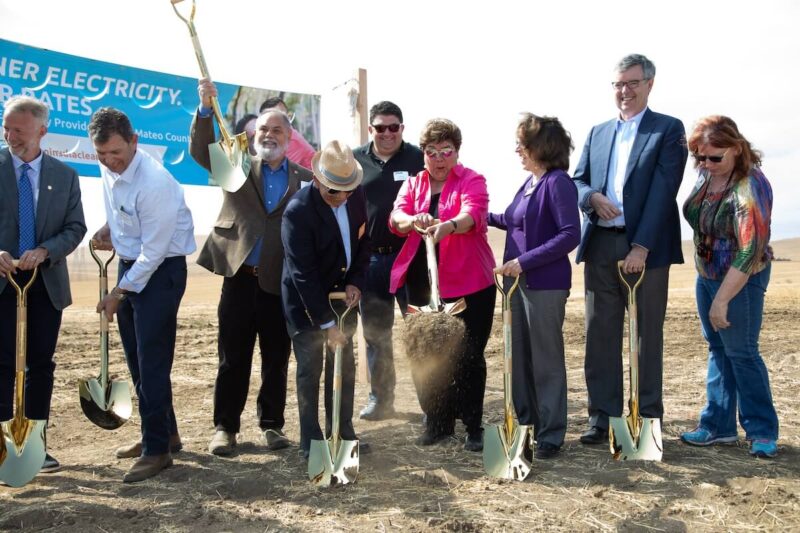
top-left (281, 140), bottom-right (371, 460)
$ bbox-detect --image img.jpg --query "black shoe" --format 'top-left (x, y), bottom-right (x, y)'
top-left (298, 448), bottom-right (309, 461)
top-left (579, 426), bottom-right (609, 445)
top-left (535, 442), bottom-right (560, 459)
top-left (415, 428), bottom-right (453, 446)
top-left (464, 431), bottom-right (483, 452)
top-left (359, 399), bottom-right (396, 421)
top-left (41, 453), bottom-right (61, 473)
top-left (359, 441), bottom-right (372, 455)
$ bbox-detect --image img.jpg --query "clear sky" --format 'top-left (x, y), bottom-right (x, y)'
top-left (2, 0), bottom-right (799, 239)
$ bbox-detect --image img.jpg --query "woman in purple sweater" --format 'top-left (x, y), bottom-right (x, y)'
top-left (488, 114), bottom-right (581, 459)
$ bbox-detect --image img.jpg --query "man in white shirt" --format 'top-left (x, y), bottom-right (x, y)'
top-left (89, 107), bottom-right (196, 483)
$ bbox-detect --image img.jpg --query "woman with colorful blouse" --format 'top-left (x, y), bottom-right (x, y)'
top-left (680, 115), bottom-right (779, 458)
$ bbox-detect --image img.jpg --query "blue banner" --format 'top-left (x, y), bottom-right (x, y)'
top-left (0, 38), bottom-right (321, 186)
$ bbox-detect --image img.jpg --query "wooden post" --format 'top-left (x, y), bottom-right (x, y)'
top-left (354, 68), bottom-right (370, 385)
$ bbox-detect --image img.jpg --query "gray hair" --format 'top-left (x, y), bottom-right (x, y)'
top-left (616, 54), bottom-right (656, 80)
top-left (258, 108), bottom-right (292, 130)
top-left (3, 95), bottom-right (49, 125)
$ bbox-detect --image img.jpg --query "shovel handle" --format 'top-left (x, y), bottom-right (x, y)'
top-left (89, 241), bottom-right (116, 274)
top-left (6, 264), bottom-right (37, 373)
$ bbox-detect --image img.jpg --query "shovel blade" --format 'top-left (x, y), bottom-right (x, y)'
top-left (208, 136), bottom-right (251, 192)
top-left (308, 438), bottom-right (359, 487)
top-left (78, 378), bottom-right (133, 430)
top-left (0, 418), bottom-right (46, 487)
top-left (609, 416), bottom-right (663, 461)
top-left (443, 298), bottom-right (467, 316)
top-left (483, 423), bottom-right (533, 481)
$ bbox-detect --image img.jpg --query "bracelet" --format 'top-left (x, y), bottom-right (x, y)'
top-left (449, 219), bottom-right (458, 232)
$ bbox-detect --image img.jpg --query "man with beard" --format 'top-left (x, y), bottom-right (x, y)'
top-left (189, 78), bottom-right (313, 456)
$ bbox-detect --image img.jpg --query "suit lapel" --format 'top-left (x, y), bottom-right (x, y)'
top-left (251, 157), bottom-right (266, 210)
top-left (273, 162), bottom-right (303, 214)
top-left (313, 187), bottom-right (345, 254)
top-left (624, 109), bottom-right (653, 183)
top-left (597, 121), bottom-right (616, 193)
top-left (0, 152), bottom-right (18, 226)
top-left (36, 155), bottom-right (54, 241)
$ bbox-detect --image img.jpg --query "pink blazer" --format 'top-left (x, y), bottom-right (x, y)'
top-left (389, 164), bottom-right (495, 298)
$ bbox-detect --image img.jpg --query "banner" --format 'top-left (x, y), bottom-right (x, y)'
top-left (0, 38), bottom-right (321, 186)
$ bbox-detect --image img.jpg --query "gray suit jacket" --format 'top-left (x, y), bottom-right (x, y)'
top-left (189, 114), bottom-right (313, 295)
top-left (0, 148), bottom-right (87, 310)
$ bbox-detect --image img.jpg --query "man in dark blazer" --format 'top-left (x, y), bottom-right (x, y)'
top-left (281, 140), bottom-right (371, 460)
top-left (572, 54), bottom-right (687, 445)
top-left (189, 78), bottom-right (312, 456)
top-left (0, 95), bottom-right (86, 472)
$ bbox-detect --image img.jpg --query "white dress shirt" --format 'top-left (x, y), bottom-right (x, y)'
top-left (600, 107), bottom-right (647, 228)
top-left (100, 149), bottom-right (196, 293)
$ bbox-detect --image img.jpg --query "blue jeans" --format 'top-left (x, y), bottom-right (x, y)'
top-left (360, 252), bottom-right (407, 405)
top-left (695, 265), bottom-right (778, 441)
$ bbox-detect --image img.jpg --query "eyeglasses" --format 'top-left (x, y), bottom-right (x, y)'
top-left (424, 147), bottom-right (456, 159)
top-left (693, 149), bottom-right (729, 163)
top-left (371, 123), bottom-right (401, 133)
top-left (611, 79), bottom-right (648, 90)
top-left (322, 184), bottom-right (353, 196)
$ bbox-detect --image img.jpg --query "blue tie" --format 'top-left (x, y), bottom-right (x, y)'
top-left (17, 163), bottom-right (36, 257)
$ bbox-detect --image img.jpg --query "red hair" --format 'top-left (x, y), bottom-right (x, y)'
top-left (687, 115), bottom-right (762, 182)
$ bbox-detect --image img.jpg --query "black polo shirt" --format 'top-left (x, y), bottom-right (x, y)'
top-left (354, 141), bottom-right (424, 253)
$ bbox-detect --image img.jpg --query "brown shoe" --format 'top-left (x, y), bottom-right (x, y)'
top-left (208, 430), bottom-right (236, 456)
top-left (122, 454), bottom-right (173, 483)
top-left (263, 428), bottom-right (290, 450)
top-left (115, 434), bottom-right (183, 459)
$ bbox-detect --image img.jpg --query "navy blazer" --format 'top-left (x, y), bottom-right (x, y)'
top-left (572, 109), bottom-right (687, 268)
top-left (281, 184), bottom-right (371, 332)
top-left (0, 149), bottom-right (86, 310)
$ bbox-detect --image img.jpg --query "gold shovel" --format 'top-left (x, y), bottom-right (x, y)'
top-left (78, 243), bottom-right (132, 430)
top-left (308, 292), bottom-right (359, 487)
top-left (609, 262), bottom-right (663, 461)
top-left (407, 224), bottom-right (466, 316)
top-left (171, 0), bottom-right (250, 193)
top-left (0, 264), bottom-right (47, 488)
top-left (483, 273), bottom-right (533, 480)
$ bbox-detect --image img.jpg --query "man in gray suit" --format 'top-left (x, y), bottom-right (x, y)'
top-left (572, 54), bottom-right (687, 444)
top-left (190, 78), bottom-right (313, 456)
top-left (0, 95), bottom-right (86, 472)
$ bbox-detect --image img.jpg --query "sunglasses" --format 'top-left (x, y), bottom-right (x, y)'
top-left (371, 123), bottom-right (401, 133)
top-left (424, 147), bottom-right (456, 159)
top-left (322, 184), bottom-right (353, 196)
top-left (693, 149), bottom-right (729, 163)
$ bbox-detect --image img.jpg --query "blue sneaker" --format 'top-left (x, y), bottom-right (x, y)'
top-left (749, 439), bottom-right (777, 458)
top-left (680, 427), bottom-right (738, 446)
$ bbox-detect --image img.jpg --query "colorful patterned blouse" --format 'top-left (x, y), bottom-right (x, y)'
top-left (682, 167), bottom-right (772, 280)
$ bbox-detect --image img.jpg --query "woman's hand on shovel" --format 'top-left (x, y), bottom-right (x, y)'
top-left (326, 325), bottom-right (348, 350)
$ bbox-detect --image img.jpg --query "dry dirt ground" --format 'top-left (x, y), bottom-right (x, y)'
top-left (2, 236), bottom-right (799, 532)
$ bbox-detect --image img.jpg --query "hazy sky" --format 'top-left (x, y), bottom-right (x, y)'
top-left (2, 0), bottom-right (799, 239)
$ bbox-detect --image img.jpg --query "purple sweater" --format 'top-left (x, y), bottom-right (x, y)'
top-left (488, 169), bottom-right (580, 290)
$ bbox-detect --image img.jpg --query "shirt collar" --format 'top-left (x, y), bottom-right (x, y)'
top-left (262, 157), bottom-right (289, 173)
top-left (616, 107), bottom-right (648, 129)
top-left (11, 151), bottom-right (43, 176)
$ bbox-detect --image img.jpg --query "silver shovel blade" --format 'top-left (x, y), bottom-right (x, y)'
top-left (78, 378), bottom-right (133, 430)
top-left (0, 418), bottom-right (46, 487)
top-left (308, 438), bottom-right (359, 487)
top-left (609, 416), bottom-right (663, 461)
top-left (208, 138), bottom-right (250, 192)
top-left (483, 423), bottom-right (533, 481)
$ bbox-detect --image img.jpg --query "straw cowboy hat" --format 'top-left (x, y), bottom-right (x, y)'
top-left (311, 140), bottom-right (363, 192)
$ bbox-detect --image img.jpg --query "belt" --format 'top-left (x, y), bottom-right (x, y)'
top-left (239, 265), bottom-right (259, 277)
top-left (596, 226), bottom-right (626, 234)
top-left (373, 246), bottom-right (396, 255)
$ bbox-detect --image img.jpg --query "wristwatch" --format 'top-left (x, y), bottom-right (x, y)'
top-left (111, 287), bottom-right (127, 301)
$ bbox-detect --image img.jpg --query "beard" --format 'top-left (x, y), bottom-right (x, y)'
top-left (256, 140), bottom-right (287, 162)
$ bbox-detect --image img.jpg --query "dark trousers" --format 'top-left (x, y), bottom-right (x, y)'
top-left (292, 310), bottom-right (357, 453)
top-left (510, 278), bottom-right (568, 447)
top-left (117, 256), bottom-right (186, 456)
top-left (214, 270), bottom-right (290, 432)
top-left (360, 252), bottom-right (407, 406)
top-left (583, 229), bottom-right (669, 429)
top-left (0, 273), bottom-right (61, 421)
top-left (414, 284), bottom-right (496, 435)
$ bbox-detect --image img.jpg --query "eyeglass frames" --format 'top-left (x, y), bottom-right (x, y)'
top-left (371, 123), bottom-right (402, 133)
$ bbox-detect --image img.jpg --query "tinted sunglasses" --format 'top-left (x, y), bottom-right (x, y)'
top-left (371, 123), bottom-right (401, 133)
top-left (323, 185), bottom-right (353, 196)
top-left (693, 149), bottom-right (728, 163)
top-left (424, 147), bottom-right (455, 159)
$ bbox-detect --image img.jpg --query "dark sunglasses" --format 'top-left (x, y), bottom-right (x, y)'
top-left (693, 149), bottom-right (728, 163)
top-left (371, 123), bottom-right (401, 133)
top-left (323, 185), bottom-right (353, 196)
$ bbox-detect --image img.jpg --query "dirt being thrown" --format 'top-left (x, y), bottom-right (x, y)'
top-left (402, 312), bottom-right (466, 363)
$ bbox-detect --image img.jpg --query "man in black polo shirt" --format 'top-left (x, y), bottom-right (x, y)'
top-left (354, 101), bottom-right (424, 420)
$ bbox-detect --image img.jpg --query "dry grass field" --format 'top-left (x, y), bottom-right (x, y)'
top-left (1, 233), bottom-right (799, 532)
